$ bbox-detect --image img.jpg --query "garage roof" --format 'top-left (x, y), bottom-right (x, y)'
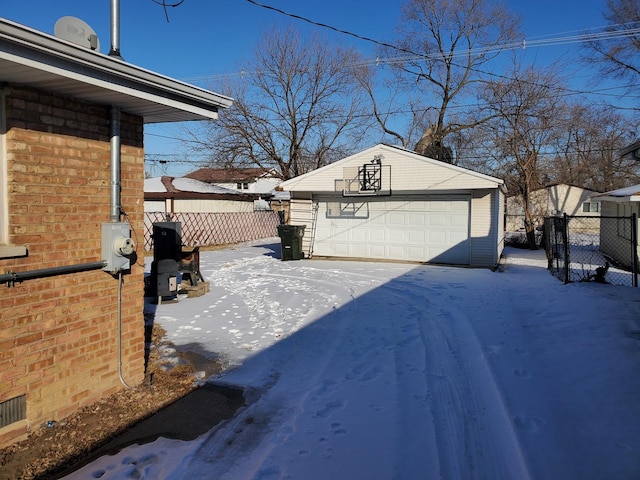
top-left (0, 18), bottom-right (233, 123)
top-left (593, 184), bottom-right (640, 203)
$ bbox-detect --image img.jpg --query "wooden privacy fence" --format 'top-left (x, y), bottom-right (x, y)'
top-left (143, 211), bottom-right (281, 251)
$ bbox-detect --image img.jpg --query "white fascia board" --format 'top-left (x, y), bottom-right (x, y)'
top-left (0, 18), bottom-right (232, 120)
top-left (597, 195), bottom-right (640, 203)
top-left (0, 50), bottom-right (222, 121)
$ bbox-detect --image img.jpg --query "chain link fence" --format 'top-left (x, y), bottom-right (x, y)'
top-left (544, 214), bottom-right (638, 287)
top-left (143, 211), bottom-right (281, 251)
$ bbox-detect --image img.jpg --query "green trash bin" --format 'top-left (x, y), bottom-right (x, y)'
top-left (277, 224), bottom-right (306, 260)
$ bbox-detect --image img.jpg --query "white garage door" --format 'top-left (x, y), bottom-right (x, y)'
top-left (313, 196), bottom-right (470, 264)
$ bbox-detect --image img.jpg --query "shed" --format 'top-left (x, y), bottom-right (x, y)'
top-left (505, 183), bottom-right (601, 232)
top-left (278, 144), bottom-right (506, 267)
top-left (185, 167), bottom-right (282, 194)
top-left (144, 176), bottom-right (257, 214)
top-left (591, 184), bottom-right (640, 269)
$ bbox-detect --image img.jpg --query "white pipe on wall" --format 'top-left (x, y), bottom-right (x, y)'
top-left (109, 105), bottom-right (121, 222)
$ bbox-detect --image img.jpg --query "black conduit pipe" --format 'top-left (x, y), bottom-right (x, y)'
top-left (1, 261), bottom-right (107, 287)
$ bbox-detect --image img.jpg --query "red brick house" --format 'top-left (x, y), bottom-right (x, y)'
top-left (0, 18), bottom-right (231, 447)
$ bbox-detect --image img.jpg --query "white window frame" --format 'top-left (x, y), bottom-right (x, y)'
top-left (0, 89), bottom-right (28, 258)
top-left (582, 201), bottom-right (600, 213)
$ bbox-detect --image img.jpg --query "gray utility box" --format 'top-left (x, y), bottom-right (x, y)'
top-left (277, 224), bottom-right (306, 261)
top-left (102, 222), bottom-right (135, 273)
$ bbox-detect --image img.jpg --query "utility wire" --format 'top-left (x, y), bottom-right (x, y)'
top-left (144, 80), bottom-right (638, 132)
top-left (151, 0), bottom-right (185, 22)
top-left (243, 0), bottom-right (639, 61)
top-left (240, 0), bottom-right (639, 101)
top-left (243, 0), bottom-right (403, 53)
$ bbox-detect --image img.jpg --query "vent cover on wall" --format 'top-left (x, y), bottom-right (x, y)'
top-left (0, 394), bottom-right (26, 428)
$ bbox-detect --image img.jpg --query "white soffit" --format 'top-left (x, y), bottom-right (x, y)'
top-left (0, 18), bottom-right (233, 123)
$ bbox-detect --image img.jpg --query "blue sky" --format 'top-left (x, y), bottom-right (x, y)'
top-left (2, 0), bottom-right (619, 176)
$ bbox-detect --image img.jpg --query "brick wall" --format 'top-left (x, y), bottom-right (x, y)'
top-left (0, 86), bottom-right (145, 447)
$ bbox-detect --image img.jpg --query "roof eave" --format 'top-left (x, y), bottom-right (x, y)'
top-left (596, 195), bottom-right (640, 203)
top-left (620, 140), bottom-right (640, 157)
top-left (0, 18), bottom-right (233, 123)
top-left (144, 191), bottom-right (258, 201)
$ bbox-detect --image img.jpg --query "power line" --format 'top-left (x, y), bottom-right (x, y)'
top-left (150, 0), bottom-right (185, 22)
top-left (243, 0), bottom-right (639, 61)
top-left (144, 80), bottom-right (638, 140)
top-left (237, 0), bottom-right (638, 102)
top-left (243, 0), bottom-right (402, 53)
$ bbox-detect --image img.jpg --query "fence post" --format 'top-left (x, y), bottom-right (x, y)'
top-left (632, 213), bottom-right (638, 288)
top-left (562, 213), bottom-right (570, 284)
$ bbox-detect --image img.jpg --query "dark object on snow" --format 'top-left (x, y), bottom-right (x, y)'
top-left (179, 246), bottom-right (204, 286)
top-left (594, 262), bottom-right (610, 283)
top-left (277, 224), bottom-right (305, 261)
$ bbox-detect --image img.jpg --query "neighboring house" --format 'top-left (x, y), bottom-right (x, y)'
top-left (144, 176), bottom-right (257, 214)
top-left (591, 184), bottom-right (640, 270)
top-left (505, 183), bottom-right (601, 232)
top-left (185, 167), bottom-right (282, 195)
top-left (0, 18), bottom-right (231, 448)
top-left (620, 139), bottom-right (640, 162)
top-left (278, 144), bottom-right (506, 267)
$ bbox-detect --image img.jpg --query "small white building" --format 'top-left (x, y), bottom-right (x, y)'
top-left (505, 183), bottom-right (600, 232)
top-left (184, 167), bottom-right (281, 195)
top-left (278, 144), bottom-right (506, 267)
top-left (592, 184), bottom-right (640, 270)
top-left (144, 176), bottom-right (256, 214)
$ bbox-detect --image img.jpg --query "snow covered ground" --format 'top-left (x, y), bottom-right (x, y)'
top-left (67, 240), bottom-right (640, 479)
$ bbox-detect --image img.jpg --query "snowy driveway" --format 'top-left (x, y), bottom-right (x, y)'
top-left (70, 240), bottom-right (640, 479)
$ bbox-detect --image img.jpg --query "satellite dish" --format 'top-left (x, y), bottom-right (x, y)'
top-left (54, 16), bottom-right (100, 51)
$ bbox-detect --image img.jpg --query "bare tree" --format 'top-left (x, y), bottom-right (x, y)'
top-left (550, 103), bottom-right (640, 191)
top-left (584, 0), bottom-right (640, 89)
top-left (189, 26), bottom-right (372, 180)
top-left (373, 0), bottom-right (521, 161)
top-left (476, 64), bottom-right (565, 248)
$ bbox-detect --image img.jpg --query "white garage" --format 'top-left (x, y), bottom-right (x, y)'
top-left (314, 195), bottom-right (470, 264)
top-left (279, 144), bottom-right (506, 267)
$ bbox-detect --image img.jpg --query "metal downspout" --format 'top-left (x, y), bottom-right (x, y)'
top-left (109, 0), bottom-right (132, 387)
top-left (110, 106), bottom-right (131, 389)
